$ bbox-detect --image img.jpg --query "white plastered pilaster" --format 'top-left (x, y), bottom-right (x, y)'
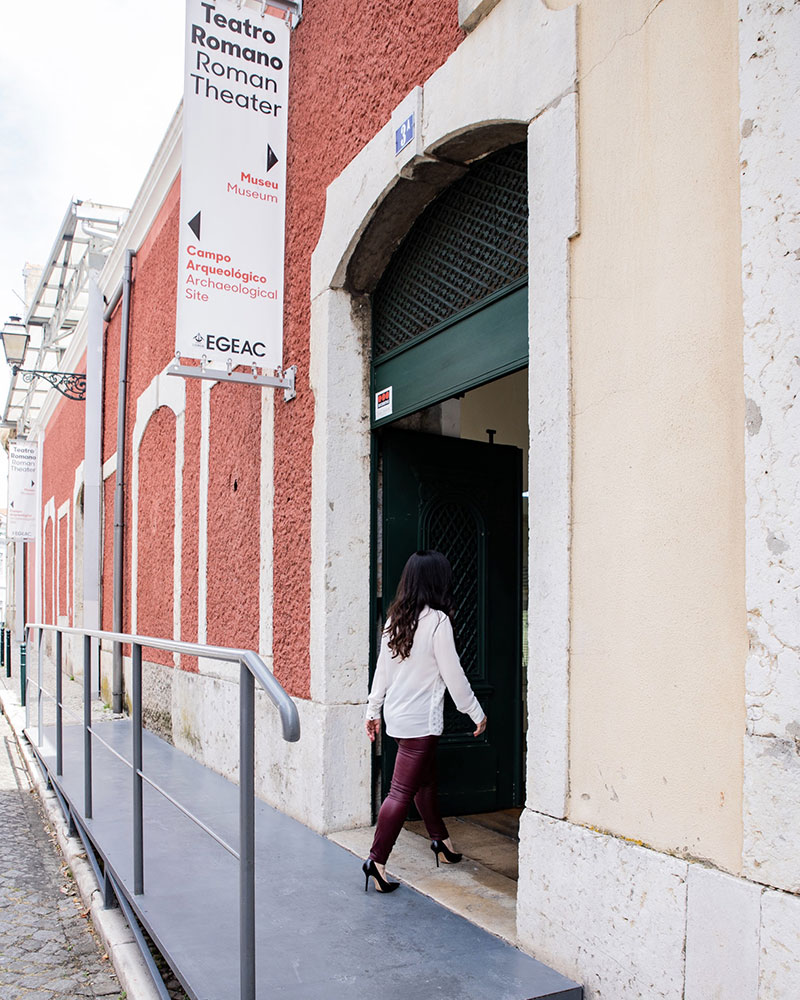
top-left (73, 462), bottom-right (84, 625)
top-left (34, 430), bottom-right (45, 627)
top-left (308, 288), bottom-right (371, 707)
top-left (258, 385), bottom-right (274, 662)
top-left (198, 379), bottom-right (212, 645)
top-left (173, 410), bottom-right (184, 666)
top-left (525, 92), bottom-right (579, 819)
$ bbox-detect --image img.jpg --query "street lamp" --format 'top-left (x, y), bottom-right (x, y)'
top-left (0, 317), bottom-right (86, 401)
top-left (0, 318), bottom-right (29, 367)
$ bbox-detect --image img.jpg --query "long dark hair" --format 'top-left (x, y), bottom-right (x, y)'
top-left (385, 550), bottom-right (456, 660)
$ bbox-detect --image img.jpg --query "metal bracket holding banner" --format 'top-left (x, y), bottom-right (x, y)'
top-left (167, 362), bottom-right (297, 402)
top-left (257, 0), bottom-right (303, 28)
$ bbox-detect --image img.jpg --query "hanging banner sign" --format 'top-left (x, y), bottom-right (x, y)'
top-left (8, 440), bottom-right (38, 541)
top-left (176, 0), bottom-right (290, 372)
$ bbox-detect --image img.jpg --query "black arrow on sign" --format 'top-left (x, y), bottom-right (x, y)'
top-left (188, 211), bottom-right (202, 240)
top-left (266, 145), bottom-right (278, 173)
top-left (30, 480), bottom-right (34, 487)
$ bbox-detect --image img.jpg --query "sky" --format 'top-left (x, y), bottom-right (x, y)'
top-left (0, 1), bottom-right (185, 325)
top-left (0, 2), bottom-right (185, 510)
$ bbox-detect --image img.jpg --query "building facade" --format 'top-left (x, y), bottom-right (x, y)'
top-left (5, 1), bottom-right (799, 997)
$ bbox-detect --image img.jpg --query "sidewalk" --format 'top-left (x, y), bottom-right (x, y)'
top-left (0, 646), bottom-right (170, 1000)
top-left (0, 705), bottom-right (122, 999)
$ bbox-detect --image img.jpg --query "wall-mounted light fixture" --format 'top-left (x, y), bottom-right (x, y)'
top-left (1, 317), bottom-right (86, 401)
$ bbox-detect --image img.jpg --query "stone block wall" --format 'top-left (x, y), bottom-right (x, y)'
top-left (740, 0), bottom-right (800, 894)
top-left (518, 812), bottom-right (800, 1000)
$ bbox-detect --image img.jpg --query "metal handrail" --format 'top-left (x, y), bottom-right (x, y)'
top-left (25, 622), bottom-right (300, 1000)
top-left (25, 668), bottom-right (240, 858)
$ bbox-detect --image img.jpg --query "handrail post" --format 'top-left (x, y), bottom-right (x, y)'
top-left (14, 623), bottom-right (299, 995)
top-left (239, 662), bottom-right (256, 1000)
top-left (83, 634), bottom-right (93, 818)
top-left (1, 625), bottom-right (6, 676)
top-left (6, 628), bottom-right (12, 681)
top-left (37, 628), bottom-right (43, 746)
top-left (132, 642), bottom-right (144, 895)
top-left (56, 630), bottom-right (63, 776)
top-left (21, 639), bottom-right (27, 716)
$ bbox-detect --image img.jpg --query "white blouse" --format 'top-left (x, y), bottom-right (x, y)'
top-left (366, 608), bottom-right (486, 739)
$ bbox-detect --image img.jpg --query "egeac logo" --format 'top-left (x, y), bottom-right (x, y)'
top-left (198, 333), bottom-right (268, 357)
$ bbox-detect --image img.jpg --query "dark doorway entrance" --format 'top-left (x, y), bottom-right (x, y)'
top-left (378, 427), bottom-right (523, 814)
top-left (368, 141), bottom-right (530, 820)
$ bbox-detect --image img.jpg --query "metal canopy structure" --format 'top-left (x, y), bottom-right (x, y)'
top-left (2, 199), bottom-right (128, 432)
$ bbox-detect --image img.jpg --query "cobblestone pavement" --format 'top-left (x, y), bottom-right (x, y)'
top-left (0, 709), bottom-right (123, 1000)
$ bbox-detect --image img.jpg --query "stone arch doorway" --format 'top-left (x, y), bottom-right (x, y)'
top-left (370, 143), bottom-right (529, 816)
top-left (307, 1), bottom-right (577, 843)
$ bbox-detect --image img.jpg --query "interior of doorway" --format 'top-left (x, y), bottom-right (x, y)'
top-left (379, 365), bottom-right (529, 890)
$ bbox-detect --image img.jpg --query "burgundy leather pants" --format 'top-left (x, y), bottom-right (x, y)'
top-left (369, 735), bottom-right (449, 865)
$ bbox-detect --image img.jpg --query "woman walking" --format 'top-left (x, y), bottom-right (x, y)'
top-left (363, 550), bottom-right (487, 893)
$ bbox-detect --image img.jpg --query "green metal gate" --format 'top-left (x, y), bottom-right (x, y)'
top-left (370, 141), bottom-right (529, 815)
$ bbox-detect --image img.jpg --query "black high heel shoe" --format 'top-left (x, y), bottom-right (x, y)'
top-left (362, 858), bottom-right (400, 893)
top-left (431, 840), bottom-right (463, 867)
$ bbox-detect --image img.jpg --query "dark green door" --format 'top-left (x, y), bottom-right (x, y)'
top-left (378, 428), bottom-right (523, 815)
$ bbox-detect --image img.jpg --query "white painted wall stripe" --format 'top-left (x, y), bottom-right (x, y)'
top-left (42, 498), bottom-right (56, 625)
top-left (198, 379), bottom-right (212, 645)
top-left (102, 454), bottom-right (118, 481)
top-left (73, 463), bottom-right (85, 628)
top-left (259, 387), bottom-right (274, 661)
top-left (174, 409), bottom-right (185, 664)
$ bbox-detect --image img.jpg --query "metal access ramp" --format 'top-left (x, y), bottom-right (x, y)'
top-left (24, 625), bottom-right (582, 1000)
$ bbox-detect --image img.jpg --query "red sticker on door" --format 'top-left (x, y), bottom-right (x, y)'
top-left (375, 386), bottom-right (393, 420)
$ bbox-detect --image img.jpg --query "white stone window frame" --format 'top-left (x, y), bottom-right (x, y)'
top-left (42, 497), bottom-right (56, 625)
top-left (131, 364), bottom-right (186, 667)
top-left (308, 0), bottom-right (578, 831)
top-left (56, 500), bottom-right (70, 624)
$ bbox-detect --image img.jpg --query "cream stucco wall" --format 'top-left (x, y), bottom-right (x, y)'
top-left (566, 0), bottom-right (746, 870)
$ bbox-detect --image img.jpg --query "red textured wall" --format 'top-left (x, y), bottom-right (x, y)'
top-left (136, 407), bottom-right (176, 666)
top-left (102, 179), bottom-right (181, 659)
top-left (58, 515), bottom-right (68, 619)
top-left (41, 356), bottom-right (87, 625)
top-left (272, 0), bottom-right (464, 695)
top-left (44, 520), bottom-right (54, 625)
top-left (40, 1), bottom-right (463, 699)
top-left (206, 382), bottom-right (261, 651)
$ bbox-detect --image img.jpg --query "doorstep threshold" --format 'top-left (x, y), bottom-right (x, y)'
top-left (329, 824), bottom-right (519, 946)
